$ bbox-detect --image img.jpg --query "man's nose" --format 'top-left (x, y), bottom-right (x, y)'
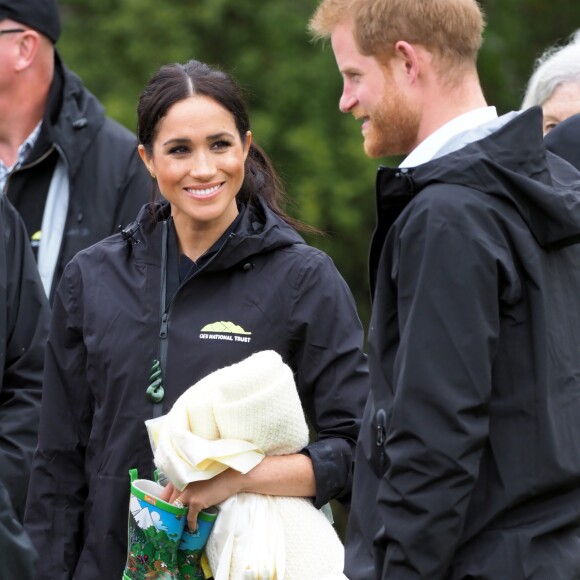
top-left (339, 87), bottom-right (357, 113)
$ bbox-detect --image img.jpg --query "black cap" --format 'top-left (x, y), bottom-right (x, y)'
top-left (0, 0), bottom-right (61, 44)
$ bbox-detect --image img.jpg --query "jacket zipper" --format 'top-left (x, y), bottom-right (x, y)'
top-left (152, 224), bottom-right (236, 418)
top-left (151, 221), bottom-right (170, 419)
top-left (395, 168), bottom-right (416, 196)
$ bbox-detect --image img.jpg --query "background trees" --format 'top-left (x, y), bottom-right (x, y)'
top-left (56, 0), bottom-right (579, 536)
top-left (58, 0), bottom-right (580, 331)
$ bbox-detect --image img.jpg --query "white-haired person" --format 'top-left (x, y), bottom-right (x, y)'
top-left (521, 28), bottom-right (580, 134)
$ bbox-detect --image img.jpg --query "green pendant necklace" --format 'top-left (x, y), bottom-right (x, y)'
top-left (146, 358), bottom-right (164, 403)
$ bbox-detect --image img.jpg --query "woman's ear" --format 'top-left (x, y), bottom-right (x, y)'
top-left (244, 131), bottom-right (253, 160)
top-left (138, 145), bottom-right (156, 178)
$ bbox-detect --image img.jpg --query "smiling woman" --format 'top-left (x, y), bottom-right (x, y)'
top-left (24, 59), bottom-right (369, 580)
top-left (138, 95), bottom-right (251, 261)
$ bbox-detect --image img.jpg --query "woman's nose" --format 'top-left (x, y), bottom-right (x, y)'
top-left (190, 152), bottom-right (216, 179)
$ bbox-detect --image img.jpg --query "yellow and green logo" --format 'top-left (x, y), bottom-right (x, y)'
top-left (199, 321), bottom-right (252, 343)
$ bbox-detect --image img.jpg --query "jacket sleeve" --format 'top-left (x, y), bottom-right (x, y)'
top-left (24, 261), bottom-right (93, 579)
top-left (289, 250), bottom-right (369, 508)
top-left (0, 198), bottom-right (50, 519)
top-left (375, 188), bottom-right (509, 579)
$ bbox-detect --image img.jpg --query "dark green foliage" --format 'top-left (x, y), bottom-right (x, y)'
top-left (57, 0), bottom-right (580, 334)
top-left (59, 4), bottom-right (579, 538)
top-left (177, 549), bottom-right (204, 580)
top-left (57, 0), bottom-right (379, 329)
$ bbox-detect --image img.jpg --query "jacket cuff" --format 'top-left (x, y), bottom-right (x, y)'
top-left (302, 438), bottom-right (353, 508)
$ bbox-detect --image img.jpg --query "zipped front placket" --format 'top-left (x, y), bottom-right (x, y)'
top-left (149, 220), bottom-right (237, 419)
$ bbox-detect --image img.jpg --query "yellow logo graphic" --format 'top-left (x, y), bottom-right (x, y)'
top-left (30, 230), bottom-right (42, 249)
top-left (199, 322), bottom-right (252, 343)
top-left (201, 322), bottom-right (252, 335)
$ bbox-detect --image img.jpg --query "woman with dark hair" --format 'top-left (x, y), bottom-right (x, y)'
top-left (24, 59), bottom-right (368, 579)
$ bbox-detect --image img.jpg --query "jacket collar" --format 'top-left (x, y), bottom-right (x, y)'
top-left (375, 108), bottom-right (580, 251)
top-left (26, 52), bottom-right (105, 177)
top-left (125, 198), bottom-right (305, 272)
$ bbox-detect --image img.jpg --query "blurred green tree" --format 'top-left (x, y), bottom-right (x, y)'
top-left (58, 0), bottom-right (380, 328)
top-left (57, 0), bottom-right (580, 333)
top-left (57, 0), bottom-right (580, 539)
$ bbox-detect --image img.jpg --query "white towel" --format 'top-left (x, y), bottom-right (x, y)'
top-left (147, 350), bottom-right (347, 580)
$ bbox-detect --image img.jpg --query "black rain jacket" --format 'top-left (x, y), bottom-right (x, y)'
top-left (545, 112), bottom-right (580, 171)
top-left (25, 199), bottom-right (369, 580)
top-left (345, 107), bottom-right (580, 580)
top-left (0, 478), bottom-right (36, 579)
top-left (0, 196), bottom-right (50, 518)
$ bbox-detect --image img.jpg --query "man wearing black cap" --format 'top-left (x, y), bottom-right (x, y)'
top-left (0, 0), bottom-right (150, 303)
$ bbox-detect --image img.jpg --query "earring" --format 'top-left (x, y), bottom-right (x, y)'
top-left (150, 172), bottom-right (156, 180)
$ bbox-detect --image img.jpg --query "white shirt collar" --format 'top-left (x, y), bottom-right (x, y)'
top-left (400, 106), bottom-right (498, 168)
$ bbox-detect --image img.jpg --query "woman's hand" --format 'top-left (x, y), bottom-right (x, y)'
top-left (158, 481), bottom-right (175, 503)
top-left (160, 454), bottom-right (315, 531)
top-left (163, 469), bottom-right (242, 531)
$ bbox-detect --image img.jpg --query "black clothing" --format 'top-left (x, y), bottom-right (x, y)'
top-left (25, 200), bottom-right (369, 580)
top-left (345, 107), bottom-right (580, 579)
top-left (545, 112), bottom-right (580, 171)
top-left (5, 53), bottom-right (150, 301)
top-left (0, 196), bottom-right (50, 519)
top-left (0, 478), bottom-right (36, 579)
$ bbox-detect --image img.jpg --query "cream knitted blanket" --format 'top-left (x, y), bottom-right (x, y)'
top-left (147, 350), bottom-right (347, 580)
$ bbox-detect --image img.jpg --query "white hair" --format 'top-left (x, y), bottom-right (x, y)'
top-left (521, 29), bottom-right (580, 109)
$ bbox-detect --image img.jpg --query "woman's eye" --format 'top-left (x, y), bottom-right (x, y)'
top-left (168, 145), bottom-right (189, 155)
top-left (211, 140), bottom-right (232, 150)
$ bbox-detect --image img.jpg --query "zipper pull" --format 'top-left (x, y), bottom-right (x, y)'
top-left (159, 312), bottom-right (169, 339)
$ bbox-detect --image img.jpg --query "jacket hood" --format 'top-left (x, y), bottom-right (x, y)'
top-left (378, 107), bottom-right (580, 250)
top-left (123, 197), bottom-right (306, 270)
top-left (44, 53), bottom-right (106, 176)
top-left (545, 112), bottom-right (580, 171)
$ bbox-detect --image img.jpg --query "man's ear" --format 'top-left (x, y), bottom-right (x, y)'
top-left (13, 30), bottom-right (41, 72)
top-left (393, 40), bottom-right (421, 85)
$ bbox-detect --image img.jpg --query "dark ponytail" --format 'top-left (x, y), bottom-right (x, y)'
top-left (137, 59), bottom-right (320, 234)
